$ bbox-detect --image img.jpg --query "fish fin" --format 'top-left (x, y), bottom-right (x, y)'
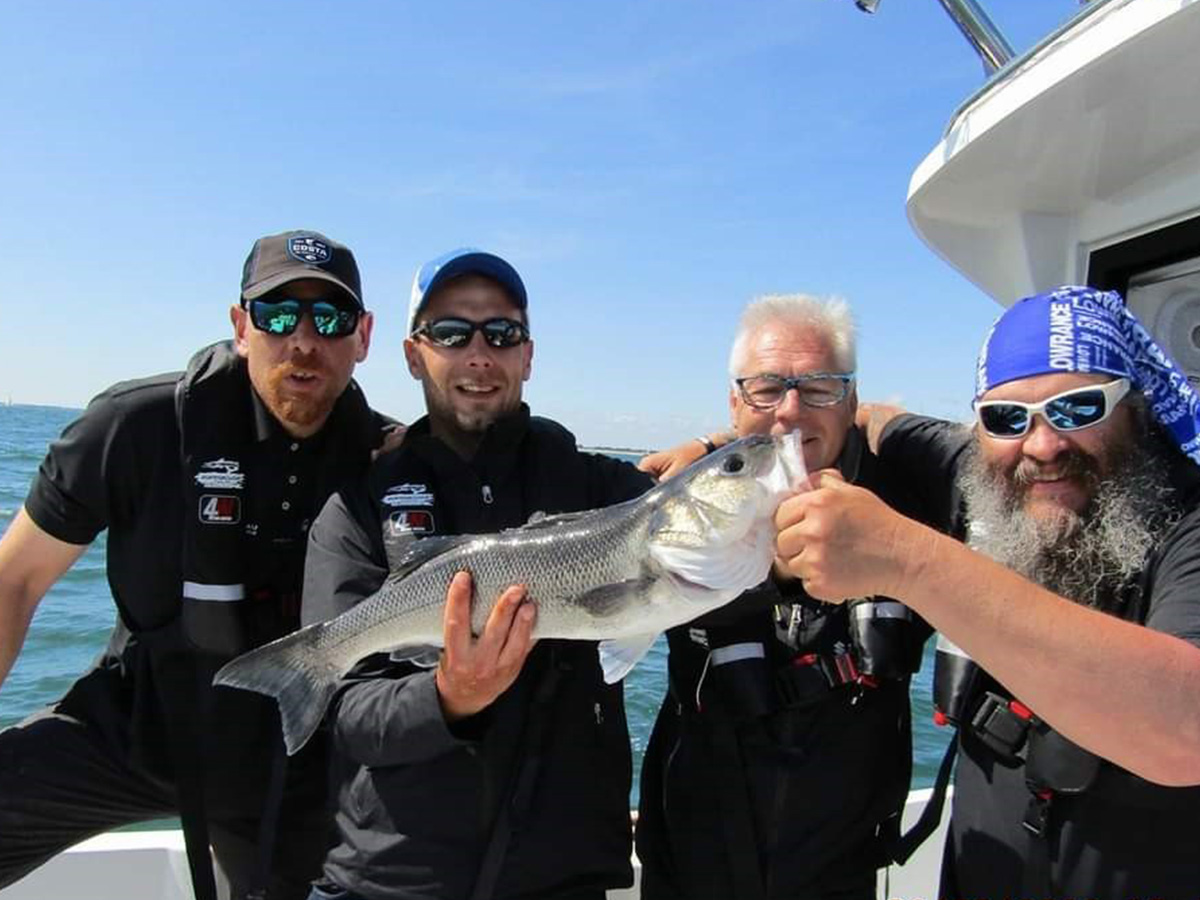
top-left (213, 623), bottom-right (342, 756)
top-left (383, 532), bottom-right (472, 578)
top-left (519, 508), bottom-right (593, 530)
top-left (650, 528), bottom-right (774, 593)
top-left (576, 576), bottom-right (656, 618)
top-left (388, 645), bottom-right (442, 668)
top-left (598, 632), bottom-right (660, 683)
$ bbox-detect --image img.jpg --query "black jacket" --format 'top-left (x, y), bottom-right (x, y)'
top-left (302, 407), bottom-right (652, 900)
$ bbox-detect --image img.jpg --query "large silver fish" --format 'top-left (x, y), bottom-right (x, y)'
top-left (214, 432), bottom-right (805, 754)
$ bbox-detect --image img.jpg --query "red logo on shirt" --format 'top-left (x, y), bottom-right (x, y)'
top-left (388, 510), bottom-right (434, 535)
top-left (199, 494), bottom-right (241, 525)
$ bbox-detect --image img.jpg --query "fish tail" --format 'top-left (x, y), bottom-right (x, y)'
top-left (213, 624), bottom-right (342, 756)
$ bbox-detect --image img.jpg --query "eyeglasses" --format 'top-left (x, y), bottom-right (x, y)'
top-left (734, 373), bottom-right (855, 410)
top-left (974, 378), bottom-right (1131, 439)
top-left (248, 298), bottom-right (361, 339)
top-left (411, 317), bottom-right (530, 349)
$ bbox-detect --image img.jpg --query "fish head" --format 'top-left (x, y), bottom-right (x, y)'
top-left (648, 431), bottom-right (806, 595)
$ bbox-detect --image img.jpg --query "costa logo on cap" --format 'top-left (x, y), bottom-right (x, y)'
top-left (287, 236), bottom-right (332, 265)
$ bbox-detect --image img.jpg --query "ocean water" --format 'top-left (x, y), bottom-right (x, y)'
top-left (0, 403), bottom-right (949, 804)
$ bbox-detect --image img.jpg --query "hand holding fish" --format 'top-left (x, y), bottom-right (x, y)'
top-left (436, 572), bottom-right (537, 722)
top-left (775, 469), bottom-right (918, 602)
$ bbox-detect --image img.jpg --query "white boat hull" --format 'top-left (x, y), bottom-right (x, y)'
top-left (0, 789), bottom-right (948, 899)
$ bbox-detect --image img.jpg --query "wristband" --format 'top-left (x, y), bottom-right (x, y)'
top-left (695, 435), bottom-right (718, 455)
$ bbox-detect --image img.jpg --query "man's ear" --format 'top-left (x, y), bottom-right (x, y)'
top-left (231, 305), bottom-right (251, 358)
top-left (521, 340), bottom-right (534, 382)
top-left (403, 338), bottom-right (423, 380)
top-left (355, 311), bottom-right (375, 363)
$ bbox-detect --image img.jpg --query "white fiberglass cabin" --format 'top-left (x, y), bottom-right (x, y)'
top-left (7, 0), bottom-right (1200, 897)
top-left (908, 0), bottom-right (1200, 378)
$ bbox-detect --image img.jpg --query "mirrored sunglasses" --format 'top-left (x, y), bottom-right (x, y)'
top-left (974, 378), bottom-right (1132, 439)
top-left (248, 298), bottom-right (361, 339)
top-left (412, 317), bottom-right (529, 349)
top-left (734, 372), bottom-right (855, 410)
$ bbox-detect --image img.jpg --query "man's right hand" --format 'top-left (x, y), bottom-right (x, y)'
top-left (435, 571), bottom-right (537, 722)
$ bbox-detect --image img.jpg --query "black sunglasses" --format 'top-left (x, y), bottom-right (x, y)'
top-left (412, 317), bottom-right (530, 349)
top-left (974, 378), bottom-right (1131, 438)
top-left (248, 298), bottom-right (361, 339)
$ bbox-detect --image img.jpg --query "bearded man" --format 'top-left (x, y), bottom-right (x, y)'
top-left (0, 230), bottom-right (386, 900)
top-left (778, 285), bottom-right (1200, 899)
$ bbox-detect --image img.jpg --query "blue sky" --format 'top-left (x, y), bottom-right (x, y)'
top-left (0, 1), bottom-right (1074, 449)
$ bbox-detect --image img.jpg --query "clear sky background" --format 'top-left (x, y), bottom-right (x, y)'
top-left (0, 1), bottom-right (1075, 450)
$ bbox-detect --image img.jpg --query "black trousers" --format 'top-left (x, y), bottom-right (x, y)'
top-left (0, 668), bottom-right (329, 900)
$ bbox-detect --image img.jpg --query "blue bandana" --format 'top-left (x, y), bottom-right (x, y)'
top-left (974, 285), bottom-right (1200, 466)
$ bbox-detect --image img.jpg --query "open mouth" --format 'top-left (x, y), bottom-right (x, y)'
top-left (457, 383), bottom-right (499, 396)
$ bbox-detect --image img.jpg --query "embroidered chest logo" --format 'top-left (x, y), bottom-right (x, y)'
top-left (381, 483), bottom-right (435, 507)
top-left (199, 495), bottom-right (241, 525)
top-left (287, 235), bottom-right (331, 265)
top-left (195, 458), bottom-right (245, 490)
top-left (388, 510), bottom-right (435, 536)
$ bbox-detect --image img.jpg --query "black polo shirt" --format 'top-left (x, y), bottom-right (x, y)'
top-left (27, 371), bottom-right (339, 643)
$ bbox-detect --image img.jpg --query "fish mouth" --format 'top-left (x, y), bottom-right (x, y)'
top-left (760, 431), bottom-right (806, 499)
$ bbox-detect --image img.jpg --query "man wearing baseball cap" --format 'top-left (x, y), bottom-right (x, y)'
top-left (300, 248), bottom-right (651, 900)
top-left (0, 230), bottom-right (388, 900)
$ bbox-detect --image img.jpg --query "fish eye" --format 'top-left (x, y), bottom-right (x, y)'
top-left (721, 454), bottom-right (745, 474)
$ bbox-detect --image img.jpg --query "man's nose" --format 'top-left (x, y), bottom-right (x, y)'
top-left (286, 312), bottom-right (322, 352)
top-left (1021, 413), bottom-right (1072, 461)
top-left (462, 329), bottom-right (495, 365)
top-left (773, 387), bottom-right (808, 428)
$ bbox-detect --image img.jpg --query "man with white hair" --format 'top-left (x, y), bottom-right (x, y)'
top-left (635, 293), bottom-right (930, 900)
top-left (778, 286), bottom-right (1200, 897)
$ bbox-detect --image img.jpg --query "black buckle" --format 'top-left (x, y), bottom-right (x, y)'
top-left (776, 652), bottom-right (865, 709)
top-left (1022, 790), bottom-right (1053, 836)
top-left (970, 691), bottom-right (1032, 763)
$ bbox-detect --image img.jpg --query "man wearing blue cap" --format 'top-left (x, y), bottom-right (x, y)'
top-left (300, 249), bottom-right (651, 900)
top-left (776, 286), bottom-right (1200, 897)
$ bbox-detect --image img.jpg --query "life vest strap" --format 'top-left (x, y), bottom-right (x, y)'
top-left (969, 690), bottom-right (1034, 763)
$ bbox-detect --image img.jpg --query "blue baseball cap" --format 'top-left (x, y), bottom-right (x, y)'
top-left (406, 248), bottom-right (528, 335)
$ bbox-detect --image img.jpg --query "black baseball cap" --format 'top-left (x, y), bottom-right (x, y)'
top-left (240, 230), bottom-right (363, 309)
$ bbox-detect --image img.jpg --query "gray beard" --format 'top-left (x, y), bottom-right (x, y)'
top-left (958, 437), bottom-right (1178, 612)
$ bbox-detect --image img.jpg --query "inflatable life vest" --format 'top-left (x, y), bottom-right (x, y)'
top-left (932, 637), bottom-right (1103, 833)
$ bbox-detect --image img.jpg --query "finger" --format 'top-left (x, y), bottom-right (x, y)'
top-left (477, 584), bottom-right (527, 661)
top-left (774, 492), bottom-right (811, 531)
top-left (497, 600), bottom-right (538, 672)
top-left (815, 468), bottom-right (847, 489)
top-left (442, 571), bottom-right (474, 660)
top-left (636, 452), bottom-right (666, 476)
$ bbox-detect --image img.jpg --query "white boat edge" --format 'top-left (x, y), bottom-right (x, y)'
top-left (0, 788), bottom-right (947, 899)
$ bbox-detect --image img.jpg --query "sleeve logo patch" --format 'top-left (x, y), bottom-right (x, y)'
top-left (287, 236), bottom-right (331, 265)
top-left (200, 494), bottom-right (241, 525)
top-left (388, 510), bottom-right (434, 535)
